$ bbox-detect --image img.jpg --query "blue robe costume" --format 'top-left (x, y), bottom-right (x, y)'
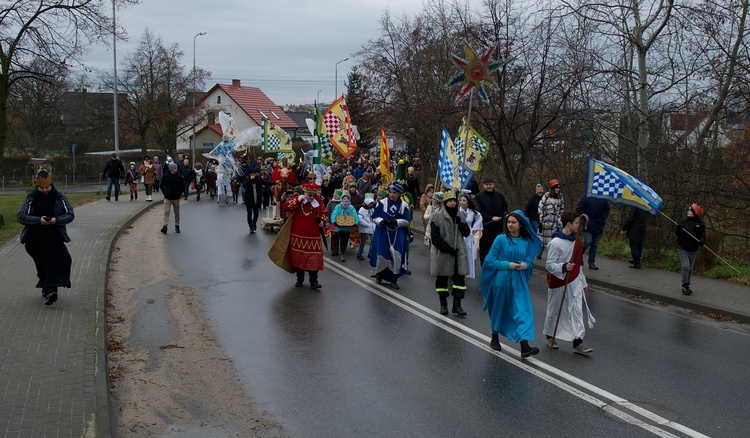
top-left (479, 210), bottom-right (542, 342)
top-left (370, 196), bottom-right (412, 281)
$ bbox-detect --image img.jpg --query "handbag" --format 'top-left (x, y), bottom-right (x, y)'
top-left (267, 217), bottom-right (295, 273)
top-left (335, 214), bottom-right (355, 227)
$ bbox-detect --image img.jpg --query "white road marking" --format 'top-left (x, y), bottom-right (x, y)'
top-left (325, 259), bottom-right (710, 438)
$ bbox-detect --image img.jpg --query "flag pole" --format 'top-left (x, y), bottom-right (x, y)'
top-left (659, 211), bottom-right (741, 275)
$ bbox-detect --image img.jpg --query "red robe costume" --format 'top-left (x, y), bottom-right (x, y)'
top-left (283, 194), bottom-right (328, 271)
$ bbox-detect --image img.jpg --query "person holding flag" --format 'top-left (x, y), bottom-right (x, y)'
top-left (675, 203), bottom-right (706, 296)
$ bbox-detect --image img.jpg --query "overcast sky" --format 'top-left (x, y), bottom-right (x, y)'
top-left (82, 0), bottom-right (442, 106)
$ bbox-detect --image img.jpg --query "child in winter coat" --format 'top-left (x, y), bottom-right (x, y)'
top-left (357, 194), bottom-right (376, 260)
top-left (125, 162), bottom-right (140, 201)
top-left (330, 192), bottom-right (360, 262)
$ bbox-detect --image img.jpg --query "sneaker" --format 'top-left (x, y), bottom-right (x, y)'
top-left (160, 226), bottom-right (167, 234)
top-left (573, 343), bottom-right (594, 354)
top-left (356, 254), bottom-right (365, 260)
top-left (340, 256), bottom-right (345, 262)
top-left (175, 226), bottom-right (181, 233)
top-left (546, 338), bottom-right (559, 349)
top-left (682, 285), bottom-right (692, 296)
top-left (44, 292), bottom-right (58, 305)
top-left (588, 264), bottom-right (599, 270)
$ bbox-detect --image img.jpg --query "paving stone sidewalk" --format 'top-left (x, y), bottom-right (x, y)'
top-left (0, 198), bottom-right (153, 437)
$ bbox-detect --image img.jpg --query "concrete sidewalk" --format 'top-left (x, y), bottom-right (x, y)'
top-left (410, 210), bottom-right (750, 324)
top-left (0, 197), bottom-right (154, 437)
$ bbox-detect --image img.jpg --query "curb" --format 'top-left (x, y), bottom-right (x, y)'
top-left (98, 201), bottom-right (161, 438)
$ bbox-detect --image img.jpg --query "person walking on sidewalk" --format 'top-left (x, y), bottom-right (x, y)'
top-left (543, 210), bottom-right (596, 355)
top-left (17, 170), bottom-right (75, 305)
top-left (620, 206), bottom-right (650, 269)
top-left (125, 162), bottom-right (140, 201)
top-left (538, 178), bottom-right (565, 257)
top-left (430, 190), bottom-right (471, 317)
top-left (675, 203), bottom-right (706, 296)
top-left (575, 193), bottom-right (610, 270)
top-left (479, 210), bottom-right (542, 357)
top-left (102, 152), bottom-right (125, 201)
top-left (139, 156), bottom-right (157, 201)
top-left (160, 162), bottom-right (184, 234)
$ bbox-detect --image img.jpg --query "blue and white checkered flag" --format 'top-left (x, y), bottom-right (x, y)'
top-left (438, 126), bottom-right (473, 190)
top-left (586, 156), bottom-right (663, 214)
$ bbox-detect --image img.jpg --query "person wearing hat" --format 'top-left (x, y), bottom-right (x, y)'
top-left (326, 189), bottom-right (344, 257)
top-left (282, 182), bottom-right (328, 289)
top-left (125, 162), bottom-right (141, 201)
top-left (475, 176), bottom-right (508, 264)
top-left (675, 203), bottom-right (706, 295)
top-left (370, 181), bottom-right (412, 289)
top-left (160, 162), bottom-right (185, 234)
top-left (18, 170), bottom-right (75, 305)
top-left (193, 162), bottom-right (204, 201)
top-left (423, 191), bottom-right (443, 248)
top-left (538, 178), bottom-right (565, 256)
top-left (242, 165), bottom-right (273, 233)
top-left (429, 190), bottom-right (471, 316)
top-left (102, 152), bottom-right (125, 201)
top-left (330, 192), bottom-right (360, 262)
top-left (357, 193), bottom-right (376, 260)
top-left (139, 156), bottom-right (157, 201)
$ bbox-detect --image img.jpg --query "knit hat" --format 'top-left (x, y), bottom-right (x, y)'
top-left (340, 192), bottom-right (351, 200)
top-left (129, 162), bottom-right (136, 169)
top-left (168, 162), bottom-right (178, 171)
top-left (482, 177), bottom-right (494, 184)
top-left (36, 170), bottom-right (52, 187)
top-left (388, 181), bottom-right (405, 194)
top-left (549, 179), bottom-right (560, 189)
top-left (442, 190), bottom-right (457, 203)
top-left (690, 203), bottom-right (704, 216)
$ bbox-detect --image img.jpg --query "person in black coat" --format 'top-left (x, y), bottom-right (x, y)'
top-left (675, 203), bottom-right (706, 295)
top-left (160, 162), bottom-right (185, 234)
top-left (179, 158), bottom-right (196, 200)
top-left (576, 193), bottom-right (611, 270)
top-left (17, 170), bottom-right (75, 305)
top-left (242, 167), bottom-right (273, 233)
top-left (620, 207), bottom-right (650, 269)
top-left (474, 177), bottom-right (508, 264)
top-left (102, 152), bottom-right (125, 201)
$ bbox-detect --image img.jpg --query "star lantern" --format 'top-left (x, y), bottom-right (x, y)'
top-left (446, 42), bottom-right (503, 105)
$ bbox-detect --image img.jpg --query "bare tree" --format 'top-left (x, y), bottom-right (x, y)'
top-left (0, 0), bottom-right (138, 164)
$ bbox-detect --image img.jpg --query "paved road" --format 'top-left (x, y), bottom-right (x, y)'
top-left (160, 201), bottom-right (750, 437)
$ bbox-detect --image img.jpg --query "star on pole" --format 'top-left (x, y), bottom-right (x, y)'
top-left (446, 42), bottom-right (504, 105)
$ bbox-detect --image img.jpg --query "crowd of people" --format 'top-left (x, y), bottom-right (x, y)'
top-left (23, 151), bottom-right (705, 355)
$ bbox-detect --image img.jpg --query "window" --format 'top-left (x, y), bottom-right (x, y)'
top-left (271, 111), bottom-right (281, 120)
top-left (258, 109), bottom-right (268, 119)
top-left (217, 96), bottom-right (221, 104)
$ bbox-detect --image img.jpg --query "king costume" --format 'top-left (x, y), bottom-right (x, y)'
top-left (543, 229), bottom-right (595, 353)
top-left (370, 182), bottom-right (412, 289)
top-left (283, 183), bottom-right (328, 289)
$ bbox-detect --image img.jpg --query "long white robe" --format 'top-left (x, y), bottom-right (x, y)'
top-left (543, 236), bottom-right (590, 342)
top-left (461, 207), bottom-right (483, 279)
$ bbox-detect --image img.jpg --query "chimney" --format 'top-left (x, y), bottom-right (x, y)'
top-left (232, 79), bottom-right (241, 87)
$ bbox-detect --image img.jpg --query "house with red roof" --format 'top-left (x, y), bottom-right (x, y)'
top-left (178, 79), bottom-right (302, 153)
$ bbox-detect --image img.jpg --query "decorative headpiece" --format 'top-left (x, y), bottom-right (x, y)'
top-left (36, 170), bottom-right (52, 187)
top-left (388, 181), bottom-right (405, 194)
top-left (302, 182), bottom-right (321, 194)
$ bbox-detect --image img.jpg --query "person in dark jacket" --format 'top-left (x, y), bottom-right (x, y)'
top-left (17, 170), bottom-right (75, 305)
top-left (160, 162), bottom-right (185, 234)
top-left (475, 177), bottom-right (509, 264)
top-left (620, 207), bottom-right (650, 269)
top-left (675, 203), bottom-right (706, 295)
top-left (243, 167), bottom-right (273, 233)
top-left (575, 193), bottom-right (611, 270)
top-left (179, 158), bottom-right (196, 200)
top-left (102, 152), bottom-right (125, 201)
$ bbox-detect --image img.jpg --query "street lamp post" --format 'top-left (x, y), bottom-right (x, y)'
top-left (192, 31), bottom-right (207, 165)
top-left (335, 57), bottom-right (349, 100)
top-left (112, 0), bottom-right (119, 155)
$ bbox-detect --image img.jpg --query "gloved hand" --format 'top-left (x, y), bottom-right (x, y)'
top-left (378, 220), bottom-right (388, 227)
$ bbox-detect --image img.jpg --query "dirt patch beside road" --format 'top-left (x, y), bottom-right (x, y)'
top-left (106, 206), bottom-right (287, 437)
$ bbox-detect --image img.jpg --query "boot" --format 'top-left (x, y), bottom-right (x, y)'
top-left (438, 292), bottom-right (449, 315)
top-left (520, 340), bottom-right (540, 358)
top-left (135, 192), bottom-right (138, 200)
top-left (130, 194), bottom-right (133, 201)
top-left (452, 298), bottom-right (467, 317)
top-left (309, 271), bottom-right (321, 289)
top-left (295, 270), bottom-right (305, 287)
top-left (490, 333), bottom-right (501, 351)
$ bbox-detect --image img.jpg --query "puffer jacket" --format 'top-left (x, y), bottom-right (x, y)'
top-left (429, 207), bottom-right (470, 276)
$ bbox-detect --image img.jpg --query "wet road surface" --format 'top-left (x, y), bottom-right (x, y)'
top-left (162, 200), bottom-right (750, 437)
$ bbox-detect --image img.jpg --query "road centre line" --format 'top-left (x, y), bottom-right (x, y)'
top-left (324, 259), bottom-right (709, 438)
